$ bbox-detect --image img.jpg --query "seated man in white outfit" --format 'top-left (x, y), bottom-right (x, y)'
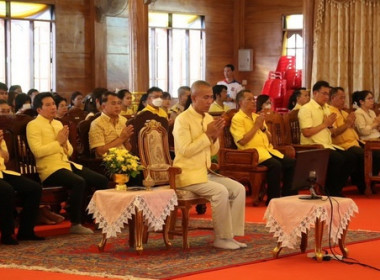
top-left (172, 80), bottom-right (246, 250)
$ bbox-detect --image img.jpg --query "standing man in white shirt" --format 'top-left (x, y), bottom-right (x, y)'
top-left (217, 64), bottom-right (243, 109)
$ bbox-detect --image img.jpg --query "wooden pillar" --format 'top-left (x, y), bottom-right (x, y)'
top-left (303, 0), bottom-right (315, 89)
top-left (89, 0), bottom-right (107, 89)
top-left (129, 0), bottom-right (149, 94)
top-left (233, 0), bottom-right (245, 69)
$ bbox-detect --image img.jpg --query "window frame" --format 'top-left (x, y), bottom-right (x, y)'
top-left (0, 1), bottom-right (55, 91)
top-left (282, 14), bottom-right (304, 71)
top-left (149, 12), bottom-right (205, 97)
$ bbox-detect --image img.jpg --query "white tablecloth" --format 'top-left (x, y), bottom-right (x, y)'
top-left (87, 188), bottom-right (178, 238)
top-left (264, 195), bottom-right (359, 249)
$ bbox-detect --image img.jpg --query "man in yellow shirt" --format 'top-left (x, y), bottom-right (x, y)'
top-left (169, 86), bottom-right (190, 120)
top-left (0, 130), bottom-right (43, 244)
top-left (173, 80), bottom-right (246, 250)
top-left (89, 91), bottom-right (133, 157)
top-left (209, 85), bottom-right (230, 113)
top-left (298, 81), bottom-right (351, 196)
top-left (141, 87), bottom-right (168, 119)
top-left (230, 90), bottom-right (296, 205)
top-left (27, 92), bottom-right (108, 234)
top-left (329, 87), bottom-right (365, 193)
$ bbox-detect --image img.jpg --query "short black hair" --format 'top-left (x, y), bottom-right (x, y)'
top-left (330, 87), bottom-right (344, 100)
top-left (146, 87), bottom-right (163, 97)
top-left (162, 92), bottom-right (171, 100)
top-left (117, 89), bottom-right (131, 100)
top-left (312, 80), bottom-right (330, 92)
top-left (33, 92), bottom-right (54, 110)
top-left (53, 94), bottom-right (67, 108)
top-left (70, 91), bottom-right (83, 104)
top-left (100, 91), bottom-right (118, 105)
top-left (9, 85), bottom-right (21, 93)
top-left (256, 94), bottom-right (270, 112)
top-left (0, 82), bottom-right (8, 91)
top-left (235, 89), bottom-right (252, 105)
top-left (27, 88), bottom-right (38, 96)
top-left (15, 93), bottom-right (31, 112)
top-left (224, 64), bottom-right (235, 71)
top-left (352, 90), bottom-right (373, 106)
top-left (212, 85), bottom-right (227, 99)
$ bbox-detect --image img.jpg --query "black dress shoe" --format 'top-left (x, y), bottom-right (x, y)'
top-left (17, 233), bottom-right (45, 241)
top-left (1, 236), bottom-right (19, 245)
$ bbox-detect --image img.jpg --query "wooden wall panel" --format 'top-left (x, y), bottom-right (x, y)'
top-left (52, 0), bottom-right (303, 100)
top-left (244, 0), bottom-right (303, 94)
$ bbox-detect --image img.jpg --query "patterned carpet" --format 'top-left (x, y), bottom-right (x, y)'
top-left (1, 219), bottom-right (380, 280)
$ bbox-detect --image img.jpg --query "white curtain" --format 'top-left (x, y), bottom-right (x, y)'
top-left (311, 0), bottom-right (380, 103)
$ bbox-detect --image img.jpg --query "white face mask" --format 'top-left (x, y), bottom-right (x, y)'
top-left (22, 103), bottom-right (32, 110)
top-left (263, 103), bottom-right (272, 110)
top-left (152, 97), bottom-right (163, 107)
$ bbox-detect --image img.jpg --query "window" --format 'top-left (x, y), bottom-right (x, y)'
top-left (149, 12), bottom-right (205, 97)
top-left (282, 14), bottom-right (303, 70)
top-left (0, 1), bottom-right (55, 92)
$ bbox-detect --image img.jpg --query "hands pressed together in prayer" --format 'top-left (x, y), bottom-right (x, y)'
top-left (57, 125), bottom-right (69, 146)
top-left (323, 112), bottom-right (337, 128)
top-left (120, 124), bottom-right (134, 142)
top-left (206, 117), bottom-right (225, 142)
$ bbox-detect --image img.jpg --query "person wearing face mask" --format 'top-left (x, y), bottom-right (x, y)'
top-left (140, 87), bottom-right (168, 119)
top-left (256, 94), bottom-right (272, 113)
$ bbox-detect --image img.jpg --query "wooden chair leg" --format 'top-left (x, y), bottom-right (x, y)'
top-left (168, 209), bottom-right (178, 239)
top-left (180, 205), bottom-right (191, 250)
top-left (142, 225), bottom-right (149, 244)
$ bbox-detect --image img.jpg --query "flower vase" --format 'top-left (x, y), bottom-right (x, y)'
top-left (113, 174), bottom-right (129, 191)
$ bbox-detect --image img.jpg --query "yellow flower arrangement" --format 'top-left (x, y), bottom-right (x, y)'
top-left (102, 147), bottom-right (143, 177)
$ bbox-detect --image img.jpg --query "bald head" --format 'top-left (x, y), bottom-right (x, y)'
top-left (191, 80), bottom-right (211, 96)
top-left (190, 80), bottom-right (213, 114)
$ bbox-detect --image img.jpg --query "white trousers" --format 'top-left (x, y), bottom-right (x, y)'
top-left (182, 174), bottom-right (245, 239)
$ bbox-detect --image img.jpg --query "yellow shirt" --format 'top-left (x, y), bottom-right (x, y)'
top-left (120, 107), bottom-right (134, 116)
top-left (173, 105), bottom-right (219, 187)
top-left (230, 110), bottom-right (283, 163)
top-left (298, 99), bottom-right (342, 150)
top-left (169, 103), bottom-right (184, 114)
top-left (141, 104), bottom-right (168, 119)
top-left (329, 105), bottom-right (360, 150)
top-left (89, 113), bottom-right (128, 151)
top-left (0, 140), bottom-right (20, 178)
top-left (293, 103), bottom-right (302, 110)
top-left (209, 101), bottom-right (230, 113)
top-left (26, 115), bottom-right (82, 182)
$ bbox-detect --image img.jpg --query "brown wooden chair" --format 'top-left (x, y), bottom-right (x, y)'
top-left (364, 139), bottom-right (380, 195)
top-left (60, 108), bottom-right (89, 161)
top-left (138, 119), bottom-right (209, 249)
top-left (268, 110), bottom-right (323, 151)
top-left (76, 112), bottom-right (104, 174)
top-left (127, 111), bottom-right (169, 157)
top-left (219, 110), bottom-right (296, 206)
top-left (0, 114), bottom-right (67, 213)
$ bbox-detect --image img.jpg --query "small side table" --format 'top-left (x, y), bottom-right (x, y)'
top-left (87, 187), bottom-right (177, 255)
top-left (264, 195), bottom-right (358, 262)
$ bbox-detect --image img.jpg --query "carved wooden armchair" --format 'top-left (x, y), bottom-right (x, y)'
top-left (138, 119), bottom-right (209, 249)
top-left (282, 109), bottom-right (324, 150)
top-left (219, 110), bottom-right (296, 206)
top-left (0, 114), bottom-right (67, 213)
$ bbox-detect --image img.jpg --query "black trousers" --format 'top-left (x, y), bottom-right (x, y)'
top-left (43, 165), bottom-right (108, 224)
top-left (345, 146), bottom-right (365, 194)
top-left (324, 149), bottom-right (353, 196)
top-left (0, 173), bottom-right (41, 238)
top-left (259, 155), bottom-right (296, 203)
